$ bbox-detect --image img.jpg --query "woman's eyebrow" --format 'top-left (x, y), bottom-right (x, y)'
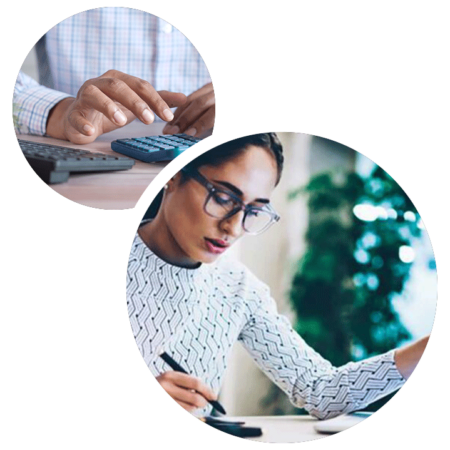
top-left (213, 180), bottom-right (270, 204)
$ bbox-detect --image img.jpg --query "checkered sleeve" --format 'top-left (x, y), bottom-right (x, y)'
top-left (13, 71), bottom-right (72, 135)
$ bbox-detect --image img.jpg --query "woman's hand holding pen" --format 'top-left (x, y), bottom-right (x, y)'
top-left (156, 371), bottom-right (217, 412)
top-left (46, 69), bottom-right (187, 144)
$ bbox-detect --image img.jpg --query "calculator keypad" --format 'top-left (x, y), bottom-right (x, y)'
top-left (111, 134), bottom-right (201, 162)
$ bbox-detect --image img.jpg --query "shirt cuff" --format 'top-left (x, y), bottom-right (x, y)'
top-left (386, 348), bottom-right (408, 384)
top-left (14, 86), bottom-right (72, 136)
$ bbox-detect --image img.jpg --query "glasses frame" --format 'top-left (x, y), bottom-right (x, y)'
top-left (181, 167), bottom-right (280, 235)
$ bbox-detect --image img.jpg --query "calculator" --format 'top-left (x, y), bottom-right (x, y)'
top-left (111, 134), bottom-right (201, 163)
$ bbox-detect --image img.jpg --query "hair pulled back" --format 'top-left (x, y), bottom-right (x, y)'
top-left (144, 133), bottom-right (283, 220)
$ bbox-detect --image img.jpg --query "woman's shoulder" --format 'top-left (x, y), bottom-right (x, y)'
top-left (128, 231), bottom-right (161, 273)
top-left (129, 232), bottom-right (147, 259)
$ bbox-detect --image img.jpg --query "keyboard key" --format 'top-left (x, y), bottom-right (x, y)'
top-left (111, 133), bottom-right (201, 163)
top-left (19, 139), bottom-right (134, 184)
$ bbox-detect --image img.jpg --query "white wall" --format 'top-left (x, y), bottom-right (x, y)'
top-left (20, 46), bottom-right (38, 81)
top-left (219, 132), bottom-right (313, 415)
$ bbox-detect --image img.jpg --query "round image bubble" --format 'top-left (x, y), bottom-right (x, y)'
top-left (126, 132), bottom-right (436, 443)
top-left (13, 6), bottom-right (214, 210)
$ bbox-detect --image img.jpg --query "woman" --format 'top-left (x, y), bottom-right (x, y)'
top-left (127, 133), bottom-right (429, 419)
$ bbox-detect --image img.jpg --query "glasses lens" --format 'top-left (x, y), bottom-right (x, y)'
top-left (204, 186), bottom-right (278, 235)
top-left (206, 190), bottom-right (241, 218)
top-left (244, 209), bottom-right (274, 234)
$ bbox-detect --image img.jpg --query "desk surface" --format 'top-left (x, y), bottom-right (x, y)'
top-left (18, 121), bottom-right (171, 210)
top-left (219, 413), bottom-right (368, 443)
top-left (234, 415), bottom-right (321, 443)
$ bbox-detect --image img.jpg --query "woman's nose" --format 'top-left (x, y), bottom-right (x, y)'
top-left (220, 209), bottom-right (245, 237)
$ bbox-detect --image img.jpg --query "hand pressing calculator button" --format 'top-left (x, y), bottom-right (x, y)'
top-left (111, 134), bottom-right (201, 163)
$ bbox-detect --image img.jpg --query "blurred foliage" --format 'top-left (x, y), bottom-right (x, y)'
top-left (262, 165), bottom-right (424, 415)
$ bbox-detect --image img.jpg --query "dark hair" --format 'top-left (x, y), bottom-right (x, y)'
top-left (143, 133), bottom-right (283, 220)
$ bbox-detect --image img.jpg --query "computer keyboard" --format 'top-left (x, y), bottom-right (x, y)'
top-left (111, 134), bottom-right (201, 163)
top-left (19, 139), bottom-right (135, 184)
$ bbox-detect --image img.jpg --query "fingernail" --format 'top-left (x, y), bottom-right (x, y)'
top-left (162, 108), bottom-right (174, 121)
top-left (163, 125), bottom-right (179, 134)
top-left (142, 109), bottom-right (154, 124)
top-left (83, 124), bottom-right (94, 134)
top-left (185, 128), bottom-right (197, 136)
top-left (114, 110), bottom-right (127, 125)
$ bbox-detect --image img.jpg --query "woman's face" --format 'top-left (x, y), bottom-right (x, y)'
top-left (161, 146), bottom-right (278, 266)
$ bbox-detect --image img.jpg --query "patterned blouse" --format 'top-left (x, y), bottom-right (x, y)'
top-left (127, 232), bottom-right (406, 419)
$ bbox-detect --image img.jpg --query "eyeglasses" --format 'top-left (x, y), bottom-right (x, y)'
top-left (182, 168), bottom-right (280, 235)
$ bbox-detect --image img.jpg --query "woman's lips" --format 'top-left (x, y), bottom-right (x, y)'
top-left (204, 238), bottom-right (229, 254)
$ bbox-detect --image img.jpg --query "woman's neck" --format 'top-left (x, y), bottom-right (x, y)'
top-left (138, 216), bottom-right (201, 269)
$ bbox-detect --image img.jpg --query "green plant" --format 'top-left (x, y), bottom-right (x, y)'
top-left (262, 165), bottom-right (424, 414)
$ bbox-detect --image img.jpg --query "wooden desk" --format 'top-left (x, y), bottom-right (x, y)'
top-left (18, 121), bottom-right (171, 210)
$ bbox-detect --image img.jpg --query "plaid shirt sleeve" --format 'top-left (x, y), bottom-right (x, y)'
top-left (13, 9), bottom-right (211, 136)
top-left (13, 71), bottom-right (72, 135)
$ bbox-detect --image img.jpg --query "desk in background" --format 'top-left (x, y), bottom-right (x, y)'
top-left (18, 121), bottom-right (170, 210)
top-left (231, 415), bottom-right (320, 443)
top-left (214, 414), bottom-right (368, 443)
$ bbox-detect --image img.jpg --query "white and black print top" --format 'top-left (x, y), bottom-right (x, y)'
top-left (127, 233), bottom-right (406, 419)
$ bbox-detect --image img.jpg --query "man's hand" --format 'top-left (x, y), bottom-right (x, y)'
top-left (156, 371), bottom-right (217, 413)
top-left (46, 70), bottom-right (187, 144)
top-left (162, 82), bottom-right (214, 137)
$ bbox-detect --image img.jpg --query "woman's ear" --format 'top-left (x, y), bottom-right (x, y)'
top-left (165, 171), bottom-right (183, 192)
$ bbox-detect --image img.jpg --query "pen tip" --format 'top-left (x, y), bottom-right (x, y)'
top-left (215, 404), bottom-right (226, 415)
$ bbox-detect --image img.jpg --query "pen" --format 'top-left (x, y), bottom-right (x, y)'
top-left (159, 351), bottom-right (227, 415)
top-left (200, 417), bottom-right (245, 425)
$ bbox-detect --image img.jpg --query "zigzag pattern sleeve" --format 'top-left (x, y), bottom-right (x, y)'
top-left (238, 284), bottom-right (406, 420)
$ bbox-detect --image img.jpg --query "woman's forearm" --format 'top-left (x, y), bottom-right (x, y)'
top-left (394, 335), bottom-right (429, 379)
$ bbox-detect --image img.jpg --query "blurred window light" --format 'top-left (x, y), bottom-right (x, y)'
top-left (351, 343), bottom-right (366, 359)
top-left (353, 204), bottom-right (392, 222)
top-left (404, 211), bottom-right (416, 222)
top-left (367, 273), bottom-right (380, 290)
top-left (354, 249), bottom-right (370, 264)
top-left (387, 208), bottom-right (398, 219)
top-left (417, 219), bottom-right (425, 229)
top-left (353, 273), bottom-right (366, 287)
top-left (369, 179), bottom-right (384, 194)
top-left (399, 245), bottom-right (415, 263)
top-left (375, 206), bottom-right (388, 220)
top-left (353, 204), bottom-right (378, 221)
top-left (361, 232), bottom-right (379, 249)
top-left (399, 226), bottom-right (411, 239)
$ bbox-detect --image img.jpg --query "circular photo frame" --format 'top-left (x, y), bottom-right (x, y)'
top-left (114, 120), bottom-right (450, 449)
top-left (1, 0), bottom-right (228, 223)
